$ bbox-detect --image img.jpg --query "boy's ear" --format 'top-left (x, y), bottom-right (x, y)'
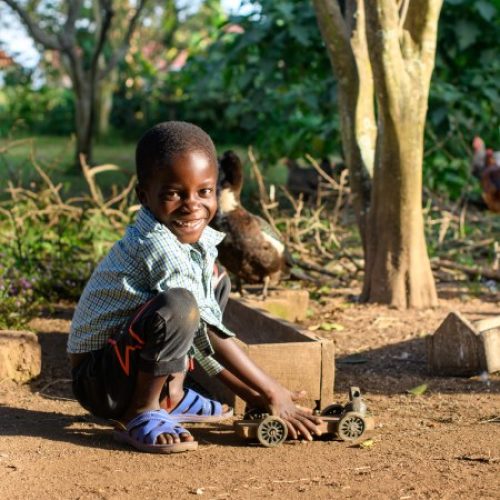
top-left (135, 183), bottom-right (147, 206)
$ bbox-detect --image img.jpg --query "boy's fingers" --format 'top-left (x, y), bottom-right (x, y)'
top-left (291, 390), bottom-right (308, 402)
top-left (296, 408), bottom-right (322, 424)
top-left (292, 418), bottom-right (314, 441)
top-left (285, 420), bottom-right (298, 440)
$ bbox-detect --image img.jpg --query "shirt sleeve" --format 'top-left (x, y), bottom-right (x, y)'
top-left (190, 322), bottom-right (225, 376)
top-left (192, 346), bottom-right (225, 377)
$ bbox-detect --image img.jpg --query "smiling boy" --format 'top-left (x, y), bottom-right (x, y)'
top-left (68, 121), bottom-right (321, 453)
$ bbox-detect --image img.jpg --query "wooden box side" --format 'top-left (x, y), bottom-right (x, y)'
top-left (189, 298), bottom-right (335, 415)
top-left (223, 298), bottom-right (315, 344)
top-left (247, 342), bottom-right (322, 406)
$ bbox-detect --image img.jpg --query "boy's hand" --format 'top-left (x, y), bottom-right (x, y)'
top-left (268, 387), bottom-right (322, 441)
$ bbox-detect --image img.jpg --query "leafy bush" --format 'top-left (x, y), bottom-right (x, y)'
top-left (0, 142), bottom-right (135, 326)
top-left (171, 0), bottom-right (339, 162)
top-left (0, 69), bottom-right (75, 137)
top-left (425, 0), bottom-right (500, 199)
top-left (0, 265), bottom-right (41, 329)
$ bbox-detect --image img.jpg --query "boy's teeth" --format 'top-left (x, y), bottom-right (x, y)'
top-left (175, 220), bottom-right (198, 227)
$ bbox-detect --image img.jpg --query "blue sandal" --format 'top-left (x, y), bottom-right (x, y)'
top-left (113, 409), bottom-right (198, 453)
top-left (169, 388), bottom-right (234, 423)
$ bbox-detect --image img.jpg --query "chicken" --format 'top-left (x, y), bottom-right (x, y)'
top-left (285, 158), bottom-right (322, 201)
top-left (480, 149), bottom-right (500, 213)
top-left (471, 137), bottom-right (500, 213)
top-left (211, 151), bottom-right (287, 298)
top-left (472, 136), bottom-right (486, 179)
top-left (285, 157), bottom-right (338, 201)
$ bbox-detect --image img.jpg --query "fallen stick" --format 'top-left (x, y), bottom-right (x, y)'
top-left (435, 259), bottom-right (500, 281)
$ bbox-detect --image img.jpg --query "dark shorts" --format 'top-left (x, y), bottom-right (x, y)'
top-left (72, 271), bottom-right (231, 420)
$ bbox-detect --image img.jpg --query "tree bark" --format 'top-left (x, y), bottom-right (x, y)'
top-left (360, 0), bottom-right (442, 308)
top-left (313, 0), bottom-right (443, 308)
top-left (312, 0), bottom-right (376, 247)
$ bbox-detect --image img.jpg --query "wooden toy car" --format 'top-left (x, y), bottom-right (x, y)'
top-left (234, 386), bottom-right (374, 447)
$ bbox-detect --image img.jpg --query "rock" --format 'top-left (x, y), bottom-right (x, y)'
top-left (0, 330), bottom-right (41, 383)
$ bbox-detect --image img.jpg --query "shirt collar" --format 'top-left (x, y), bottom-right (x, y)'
top-left (134, 206), bottom-right (225, 250)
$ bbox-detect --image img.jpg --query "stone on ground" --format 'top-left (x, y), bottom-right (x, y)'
top-left (0, 330), bottom-right (41, 383)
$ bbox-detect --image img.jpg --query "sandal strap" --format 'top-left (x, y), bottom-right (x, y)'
top-left (171, 388), bottom-right (223, 417)
top-left (126, 409), bottom-right (191, 445)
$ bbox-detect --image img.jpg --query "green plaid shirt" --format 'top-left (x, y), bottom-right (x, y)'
top-left (68, 207), bottom-right (233, 376)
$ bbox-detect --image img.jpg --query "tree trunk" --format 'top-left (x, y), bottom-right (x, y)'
top-left (74, 82), bottom-right (94, 165)
top-left (360, 0), bottom-right (442, 308)
top-left (361, 109), bottom-right (438, 308)
top-left (2, 0), bottom-right (149, 169)
top-left (96, 67), bottom-right (118, 137)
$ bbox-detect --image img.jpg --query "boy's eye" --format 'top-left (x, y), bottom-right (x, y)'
top-left (199, 188), bottom-right (213, 197)
top-left (162, 191), bottom-right (180, 201)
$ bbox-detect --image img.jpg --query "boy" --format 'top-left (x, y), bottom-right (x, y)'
top-left (68, 121), bottom-right (321, 453)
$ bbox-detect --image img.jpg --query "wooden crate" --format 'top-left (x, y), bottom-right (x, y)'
top-left (190, 298), bottom-right (335, 415)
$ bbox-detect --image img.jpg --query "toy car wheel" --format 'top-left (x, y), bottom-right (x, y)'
top-left (257, 416), bottom-right (288, 447)
top-left (320, 404), bottom-right (344, 417)
top-left (244, 408), bottom-right (269, 420)
top-left (336, 412), bottom-right (366, 441)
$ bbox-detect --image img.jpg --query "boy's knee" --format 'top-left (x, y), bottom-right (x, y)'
top-left (156, 288), bottom-right (200, 331)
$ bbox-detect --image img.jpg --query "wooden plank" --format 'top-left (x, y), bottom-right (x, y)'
top-left (248, 342), bottom-right (321, 407)
top-left (191, 297), bottom-right (334, 415)
top-left (223, 298), bottom-right (314, 344)
top-left (475, 316), bottom-right (500, 333)
top-left (319, 339), bottom-right (335, 410)
top-left (427, 312), bottom-right (482, 376)
top-left (481, 329), bottom-right (500, 373)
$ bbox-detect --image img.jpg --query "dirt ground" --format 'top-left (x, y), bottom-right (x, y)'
top-left (1, 281), bottom-right (499, 500)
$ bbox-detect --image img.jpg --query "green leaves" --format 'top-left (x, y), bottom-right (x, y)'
top-left (425, 0), bottom-right (500, 199)
top-left (455, 21), bottom-right (479, 50)
top-left (407, 384), bottom-right (428, 396)
top-left (475, 0), bottom-right (497, 21)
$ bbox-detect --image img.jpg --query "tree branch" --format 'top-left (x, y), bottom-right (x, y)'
top-left (311, 0), bottom-right (354, 81)
top-left (404, 0), bottom-right (443, 48)
top-left (403, 0), bottom-right (443, 82)
top-left (61, 0), bottom-right (83, 46)
top-left (364, 0), bottom-right (405, 117)
top-left (101, 0), bottom-right (149, 79)
top-left (90, 0), bottom-right (114, 80)
top-left (2, 0), bottom-right (61, 50)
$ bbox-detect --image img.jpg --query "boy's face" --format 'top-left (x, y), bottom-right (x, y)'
top-left (137, 151), bottom-right (218, 244)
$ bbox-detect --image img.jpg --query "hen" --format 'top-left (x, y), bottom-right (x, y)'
top-left (472, 137), bottom-right (500, 213)
top-left (285, 158), bottom-right (337, 201)
top-left (211, 150), bottom-right (287, 298)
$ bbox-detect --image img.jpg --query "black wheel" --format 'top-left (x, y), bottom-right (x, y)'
top-left (320, 404), bottom-right (344, 417)
top-left (257, 417), bottom-right (288, 447)
top-left (337, 412), bottom-right (366, 441)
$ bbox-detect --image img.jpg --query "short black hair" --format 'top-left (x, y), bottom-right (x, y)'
top-left (135, 121), bottom-right (217, 186)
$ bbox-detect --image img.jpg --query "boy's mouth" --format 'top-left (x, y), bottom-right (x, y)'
top-left (172, 219), bottom-right (204, 229)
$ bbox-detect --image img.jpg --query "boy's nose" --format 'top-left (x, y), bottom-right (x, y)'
top-left (182, 194), bottom-right (200, 211)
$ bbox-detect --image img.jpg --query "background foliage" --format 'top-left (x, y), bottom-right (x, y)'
top-left (0, 0), bottom-right (499, 325)
top-left (1, 0), bottom-right (498, 198)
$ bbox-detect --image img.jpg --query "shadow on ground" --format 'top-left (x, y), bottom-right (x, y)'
top-left (0, 404), bottom-right (245, 449)
top-left (335, 337), bottom-right (500, 396)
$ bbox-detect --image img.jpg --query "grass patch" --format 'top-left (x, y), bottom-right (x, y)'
top-left (0, 135), bottom-right (136, 198)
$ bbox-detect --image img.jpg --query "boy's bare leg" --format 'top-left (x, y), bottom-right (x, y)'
top-left (208, 332), bottom-right (322, 440)
top-left (120, 370), bottom-right (194, 444)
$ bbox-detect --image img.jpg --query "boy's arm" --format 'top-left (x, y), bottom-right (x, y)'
top-left (208, 331), bottom-right (322, 441)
